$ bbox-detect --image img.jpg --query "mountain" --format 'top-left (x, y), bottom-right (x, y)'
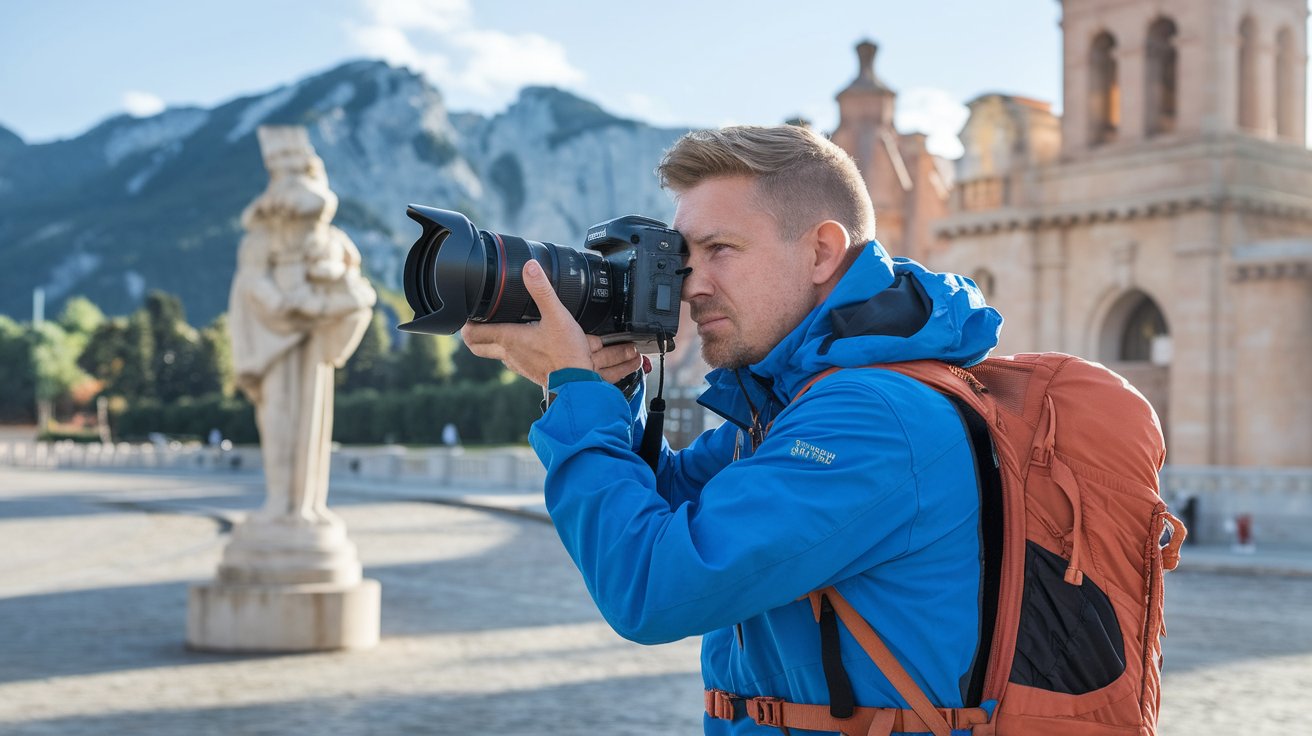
top-left (0, 61), bottom-right (688, 324)
top-left (0, 124), bottom-right (22, 151)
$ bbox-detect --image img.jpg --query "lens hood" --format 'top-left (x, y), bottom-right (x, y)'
top-left (399, 205), bottom-right (488, 335)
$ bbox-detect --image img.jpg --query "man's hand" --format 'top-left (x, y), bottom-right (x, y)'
top-left (461, 260), bottom-right (642, 386)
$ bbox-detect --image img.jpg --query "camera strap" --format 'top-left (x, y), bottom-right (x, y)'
top-left (638, 336), bottom-right (669, 473)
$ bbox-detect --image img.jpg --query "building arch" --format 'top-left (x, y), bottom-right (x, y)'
top-left (1238, 16), bottom-right (1260, 131)
top-left (1095, 288), bottom-right (1171, 363)
top-left (1145, 17), bottom-right (1179, 137)
top-left (971, 268), bottom-right (997, 300)
top-left (1089, 31), bottom-right (1120, 145)
top-left (1093, 289), bottom-right (1172, 439)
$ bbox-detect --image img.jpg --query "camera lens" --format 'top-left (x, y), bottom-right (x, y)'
top-left (399, 205), bottom-right (613, 336)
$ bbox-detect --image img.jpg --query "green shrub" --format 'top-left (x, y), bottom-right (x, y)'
top-left (37, 428), bottom-right (102, 443)
top-left (107, 376), bottom-right (543, 446)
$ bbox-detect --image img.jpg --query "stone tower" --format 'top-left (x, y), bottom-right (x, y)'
top-left (933, 0), bottom-right (1312, 467)
top-left (831, 41), bottom-right (950, 262)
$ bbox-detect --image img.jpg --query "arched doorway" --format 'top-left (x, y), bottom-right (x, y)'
top-left (1098, 290), bottom-right (1171, 442)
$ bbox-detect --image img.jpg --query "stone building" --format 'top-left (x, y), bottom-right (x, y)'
top-left (830, 41), bottom-right (953, 264)
top-left (832, 0), bottom-right (1312, 468)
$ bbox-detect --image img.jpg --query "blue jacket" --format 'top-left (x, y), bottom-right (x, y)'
top-left (529, 241), bottom-right (1003, 735)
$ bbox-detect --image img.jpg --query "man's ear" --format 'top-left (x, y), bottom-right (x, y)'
top-left (810, 220), bottom-right (850, 286)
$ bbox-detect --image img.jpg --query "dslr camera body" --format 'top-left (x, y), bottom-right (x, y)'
top-left (399, 206), bottom-right (686, 352)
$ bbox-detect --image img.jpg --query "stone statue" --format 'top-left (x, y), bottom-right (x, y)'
top-left (229, 126), bottom-right (375, 525)
top-left (189, 126), bottom-right (380, 652)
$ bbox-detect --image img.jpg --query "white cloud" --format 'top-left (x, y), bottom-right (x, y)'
top-left (457, 29), bottom-right (583, 95)
top-left (894, 87), bottom-right (970, 159)
top-left (122, 90), bottom-right (166, 118)
top-left (349, 0), bottom-right (584, 112)
top-left (617, 92), bottom-right (685, 128)
top-left (349, 23), bottom-right (454, 80)
top-left (362, 0), bottom-right (470, 34)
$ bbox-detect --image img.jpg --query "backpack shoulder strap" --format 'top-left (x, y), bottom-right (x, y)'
top-left (812, 587), bottom-right (954, 736)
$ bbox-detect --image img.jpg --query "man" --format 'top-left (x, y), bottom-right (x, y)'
top-left (463, 125), bottom-right (1003, 735)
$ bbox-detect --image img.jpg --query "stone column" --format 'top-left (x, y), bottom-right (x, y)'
top-left (188, 126), bottom-right (380, 652)
top-left (1229, 242), bottom-right (1312, 466)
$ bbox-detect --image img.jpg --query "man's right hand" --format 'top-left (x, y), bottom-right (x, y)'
top-left (461, 260), bottom-right (642, 386)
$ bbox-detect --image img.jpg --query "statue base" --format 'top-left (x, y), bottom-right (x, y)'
top-left (187, 578), bottom-right (380, 652)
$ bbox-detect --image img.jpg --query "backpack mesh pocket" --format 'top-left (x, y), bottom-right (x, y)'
top-left (1010, 541), bottom-right (1126, 694)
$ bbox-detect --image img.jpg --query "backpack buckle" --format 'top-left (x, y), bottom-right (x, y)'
top-left (747, 697), bottom-right (785, 727)
top-left (704, 689), bottom-right (738, 720)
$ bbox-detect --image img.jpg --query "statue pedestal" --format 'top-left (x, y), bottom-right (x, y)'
top-left (187, 513), bottom-right (380, 652)
top-left (187, 579), bottom-right (379, 652)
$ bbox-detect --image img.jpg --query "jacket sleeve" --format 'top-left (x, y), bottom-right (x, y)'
top-left (619, 376), bottom-right (737, 510)
top-left (529, 372), bottom-right (946, 645)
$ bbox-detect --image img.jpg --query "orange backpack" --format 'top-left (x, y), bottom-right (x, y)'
top-left (706, 354), bottom-right (1187, 736)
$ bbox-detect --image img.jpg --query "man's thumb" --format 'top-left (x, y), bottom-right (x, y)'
top-left (523, 259), bottom-right (550, 291)
top-left (523, 260), bottom-right (565, 317)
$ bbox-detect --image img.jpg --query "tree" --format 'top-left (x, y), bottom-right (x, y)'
top-left (393, 332), bottom-right (455, 390)
top-left (30, 321), bottom-right (95, 427)
top-left (338, 310), bottom-right (394, 391)
top-left (58, 297), bottom-right (105, 338)
top-left (144, 291), bottom-right (205, 401)
top-left (196, 313), bottom-right (234, 397)
top-left (75, 291), bottom-right (235, 405)
top-left (0, 316), bottom-right (36, 422)
top-left (115, 311), bottom-right (155, 400)
top-left (453, 337), bottom-right (508, 384)
top-left (79, 318), bottom-right (130, 395)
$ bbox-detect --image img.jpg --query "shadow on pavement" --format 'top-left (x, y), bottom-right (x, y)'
top-left (0, 672), bottom-right (705, 736)
top-left (0, 525), bottom-right (601, 685)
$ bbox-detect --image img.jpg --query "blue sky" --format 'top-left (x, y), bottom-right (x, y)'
top-left (1, 0), bottom-right (1287, 160)
top-left (0, 0), bottom-right (1069, 157)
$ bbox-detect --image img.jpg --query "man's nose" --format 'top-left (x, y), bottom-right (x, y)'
top-left (679, 262), bottom-right (710, 302)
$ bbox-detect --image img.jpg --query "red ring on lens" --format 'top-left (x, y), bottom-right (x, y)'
top-left (486, 231), bottom-right (508, 319)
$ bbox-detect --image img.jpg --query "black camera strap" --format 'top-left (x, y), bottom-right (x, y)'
top-left (638, 336), bottom-right (668, 473)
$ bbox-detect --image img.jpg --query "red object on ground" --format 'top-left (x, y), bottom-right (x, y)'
top-left (1236, 514), bottom-right (1253, 546)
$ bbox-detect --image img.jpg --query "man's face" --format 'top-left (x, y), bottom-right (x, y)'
top-left (674, 176), bottom-right (820, 369)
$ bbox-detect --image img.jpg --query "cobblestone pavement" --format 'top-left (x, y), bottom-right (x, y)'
top-left (1, 466), bottom-right (1309, 735)
top-left (1158, 568), bottom-right (1312, 736)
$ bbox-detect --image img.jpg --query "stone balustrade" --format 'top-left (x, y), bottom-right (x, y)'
top-left (1161, 465), bottom-right (1312, 546)
top-left (0, 440), bottom-right (547, 493)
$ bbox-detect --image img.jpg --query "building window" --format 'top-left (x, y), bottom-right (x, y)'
top-left (1089, 32), bottom-right (1120, 145)
top-left (1276, 26), bottom-right (1297, 139)
top-left (1145, 17), bottom-right (1179, 136)
top-left (1238, 16), bottom-right (1259, 131)
top-left (971, 269), bottom-right (996, 299)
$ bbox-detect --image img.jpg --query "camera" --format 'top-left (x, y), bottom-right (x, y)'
top-left (398, 205), bottom-right (687, 352)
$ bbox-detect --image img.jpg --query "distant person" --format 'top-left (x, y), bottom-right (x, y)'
top-left (441, 422), bottom-right (460, 448)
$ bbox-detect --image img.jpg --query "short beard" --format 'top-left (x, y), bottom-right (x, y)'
top-left (700, 336), bottom-right (766, 370)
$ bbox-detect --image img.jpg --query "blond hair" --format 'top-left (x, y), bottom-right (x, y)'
top-left (657, 125), bottom-right (875, 245)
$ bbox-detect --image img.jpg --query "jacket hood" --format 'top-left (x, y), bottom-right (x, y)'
top-left (699, 240), bottom-right (1002, 426)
